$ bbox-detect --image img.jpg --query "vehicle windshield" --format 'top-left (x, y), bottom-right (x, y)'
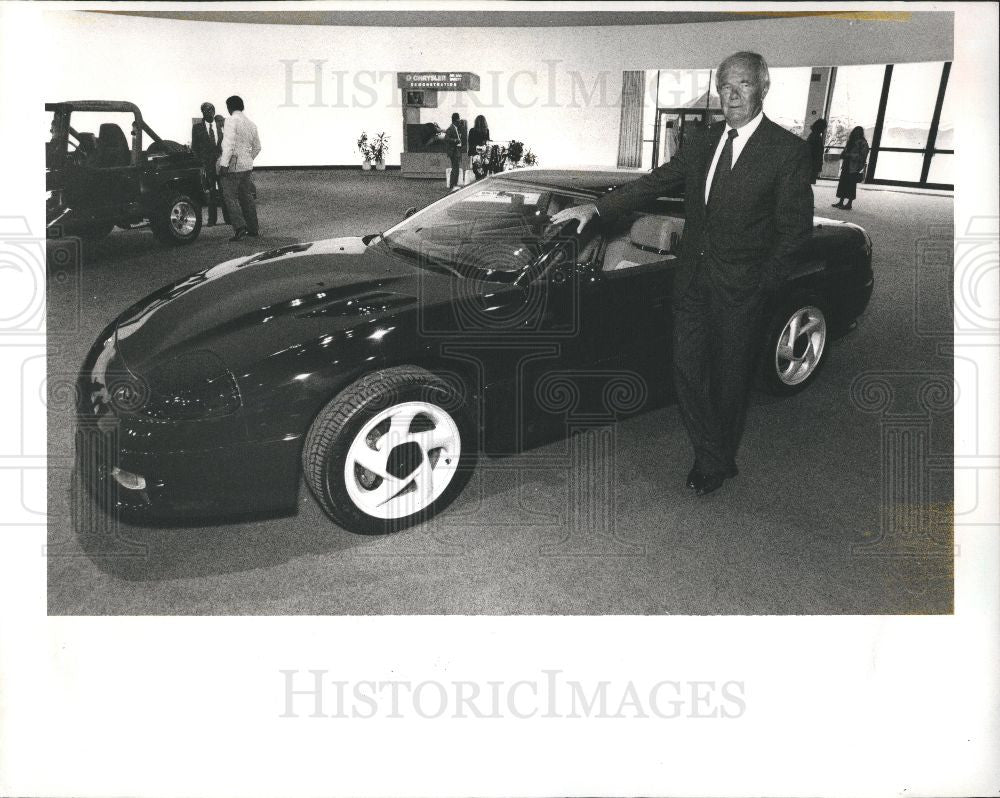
top-left (380, 179), bottom-right (579, 282)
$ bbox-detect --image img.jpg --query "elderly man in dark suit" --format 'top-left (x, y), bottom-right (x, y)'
top-left (191, 102), bottom-right (224, 226)
top-left (552, 51), bottom-right (813, 495)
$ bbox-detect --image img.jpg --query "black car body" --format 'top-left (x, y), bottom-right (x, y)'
top-left (76, 169), bottom-right (873, 532)
top-left (46, 100), bottom-right (206, 245)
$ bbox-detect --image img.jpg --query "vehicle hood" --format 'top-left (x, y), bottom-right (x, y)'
top-left (113, 237), bottom-right (448, 372)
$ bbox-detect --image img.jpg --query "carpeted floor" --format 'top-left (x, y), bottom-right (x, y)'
top-left (46, 171), bottom-right (954, 615)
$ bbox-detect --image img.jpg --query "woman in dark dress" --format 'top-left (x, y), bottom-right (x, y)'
top-left (833, 126), bottom-right (870, 210)
top-left (468, 115), bottom-right (490, 179)
top-left (806, 118), bottom-right (827, 184)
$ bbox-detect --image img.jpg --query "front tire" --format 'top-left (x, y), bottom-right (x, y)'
top-left (151, 191), bottom-right (201, 245)
top-left (303, 366), bottom-right (476, 534)
top-left (759, 297), bottom-right (829, 396)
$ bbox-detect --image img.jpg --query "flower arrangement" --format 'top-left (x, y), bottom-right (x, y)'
top-left (368, 132), bottom-right (390, 167)
top-left (357, 132), bottom-right (372, 168)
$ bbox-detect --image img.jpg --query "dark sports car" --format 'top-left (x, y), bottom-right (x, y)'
top-left (76, 169), bottom-right (873, 533)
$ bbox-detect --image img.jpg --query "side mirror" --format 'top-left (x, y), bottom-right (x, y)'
top-left (403, 206), bottom-right (417, 219)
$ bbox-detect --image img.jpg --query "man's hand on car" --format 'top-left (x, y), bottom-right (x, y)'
top-left (550, 203), bottom-right (600, 234)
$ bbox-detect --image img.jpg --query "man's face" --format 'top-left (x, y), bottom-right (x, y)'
top-left (202, 104), bottom-right (215, 122)
top-left (717, 60), bottom-right (767, 129)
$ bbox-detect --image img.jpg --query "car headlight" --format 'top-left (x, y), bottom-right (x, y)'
top-left (131, 350), bottom-right (242, 420)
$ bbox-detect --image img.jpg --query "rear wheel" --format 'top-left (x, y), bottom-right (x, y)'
top-left (759, 297), bottom-right (829, 396)
top-left (303, 366), bottom-right (476, 534)
top-left (151, 192), bottom-right (201, 245)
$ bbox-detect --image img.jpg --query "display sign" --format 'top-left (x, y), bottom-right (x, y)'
top-left (397, 72), bottom-right (480, 91)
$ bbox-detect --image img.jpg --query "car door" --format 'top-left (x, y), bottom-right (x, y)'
top-left (590, 205), bottom-right (686, 400)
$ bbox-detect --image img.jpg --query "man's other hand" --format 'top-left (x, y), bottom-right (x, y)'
top-left (550, 203), bottom-right (599, 233)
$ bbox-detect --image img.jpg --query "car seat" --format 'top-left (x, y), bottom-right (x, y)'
top-left (95, 123), bottom-right (130, 167)
top-left (602, 214), bottom-right (684, 271)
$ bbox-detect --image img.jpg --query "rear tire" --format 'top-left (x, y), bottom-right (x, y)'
top-left (303, 366), bottom-right (476, 534)
top-left (151, 191), bottom-right (201, 245)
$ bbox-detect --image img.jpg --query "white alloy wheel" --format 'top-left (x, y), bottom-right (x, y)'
top-left (343, 400), bottom-right (461, 520)
top-left (774, 304), bottom-right (827, 386)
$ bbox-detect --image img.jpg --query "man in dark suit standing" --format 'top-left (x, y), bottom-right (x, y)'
top-left (191, 102), bottom-right (224, 226)
top-left (551, 51), bottom-right (813, 495)
top-left (445, 112), bottom-right (463, 191)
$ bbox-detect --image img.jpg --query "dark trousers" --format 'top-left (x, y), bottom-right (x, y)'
top-left (672, 264), bottom-right (765, 476)
top-left (221, 170), bottom-right (259, 234)
top-left (203, 166), bottom-right (227, 225)
top-left (448, 150), bottom-right (461, 187)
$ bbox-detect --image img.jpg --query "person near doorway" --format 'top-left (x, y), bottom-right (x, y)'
top-left (806, 118), bottom-right (827, 184)
top-left (832, 126), bottom-right (869, 210)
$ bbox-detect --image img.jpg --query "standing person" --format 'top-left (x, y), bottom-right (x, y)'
top-left (551, 51), bottom-right (814, 496)
top-left (191, 103), bottom-right (224, 226)
top-left (832, 126), bottom-right (870, 210)
top-left (468, 115), bottom-right (490, 181)
top-left (445, 112), bottom-right (463, 190)
top-left (218, 95), bottom-right (261, 241)
top-left (468, 115), bottom-right (490, 153)
top-left (806, 117), bottom-right (827, 184)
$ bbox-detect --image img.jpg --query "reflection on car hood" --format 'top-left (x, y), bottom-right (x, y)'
top-left (113, 236), bottom-right (444, 372)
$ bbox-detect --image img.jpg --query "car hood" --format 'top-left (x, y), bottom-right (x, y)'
top-left (113, 236), bottom-right (450, 372)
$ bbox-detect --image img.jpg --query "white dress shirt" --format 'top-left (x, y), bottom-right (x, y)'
top-left (203, 119), bottom-right (218, 143)
top-left (704, 110), bottom-right (764, 204)
top-left (218, 110), bottom-right (261, 173)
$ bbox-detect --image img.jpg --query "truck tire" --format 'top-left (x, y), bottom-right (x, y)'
top-left (151, 191), bottom-right (201, 245)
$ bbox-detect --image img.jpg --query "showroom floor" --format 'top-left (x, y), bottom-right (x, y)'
top-left (46, 171), bottom-right (954, 615)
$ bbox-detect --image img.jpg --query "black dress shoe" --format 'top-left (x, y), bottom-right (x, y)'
top-left (246, 231), bottom-right (259, 237)
top-left (686, 465), bottom-right (702, 490)
top-left (206, 221), bottom-right (217, 227)
top-left (695, 472), bottom-right (727, 496)
top-left (229, 229), bottom-right (247, 242)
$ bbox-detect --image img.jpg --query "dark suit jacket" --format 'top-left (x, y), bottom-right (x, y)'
top-left (191, 119), bottom-right (223, 174)
top-left (596, 116), bottom-right (813, 302)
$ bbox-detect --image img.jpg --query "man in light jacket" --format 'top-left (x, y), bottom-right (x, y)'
top-left (218, 95), bottom-right (261, 241)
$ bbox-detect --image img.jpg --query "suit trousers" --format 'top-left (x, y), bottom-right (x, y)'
top-left (448, 150), bottom-right (461, 188)
top-left (221, 170), bottom-right (259, 234)
top-left (672, 262), bottom-right (765, 476)
top-left (202, 165), bottom-right (227, 225)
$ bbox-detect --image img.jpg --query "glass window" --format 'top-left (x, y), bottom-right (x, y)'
top-left (933, 74), bottom-right (954, 150)
top-left (873, 151), bottom-right (925, 183)
top-left (381, 180), bottom-right (576, 281)
top-left (820, 147), bottom-right (845, 180)
top-left (880, 62), bottom-right (945, 149)
top-left (765, 67), bottom-right (813, 136)
top-left (926, 153), bottom-right (953, 185)
top-left (826, 65), bottom-right (884, 149)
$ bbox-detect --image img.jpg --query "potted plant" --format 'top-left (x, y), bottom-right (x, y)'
top-left (369, 132), bottom-right (390, 171)
top-left (522, 149), bottom-right (538, 167)
top-left (357, 132), bottom-right (372, 170)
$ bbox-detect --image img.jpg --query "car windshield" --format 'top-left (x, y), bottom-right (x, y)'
top-left (380, 179), bottom-right (576, 282)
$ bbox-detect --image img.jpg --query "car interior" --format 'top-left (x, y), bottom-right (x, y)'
top-left (601, 214), bottom-right (683, 272)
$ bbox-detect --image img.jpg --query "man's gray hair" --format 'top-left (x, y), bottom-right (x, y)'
top-left (716, 51), bottom-right (770, 89)
top-left (200, 102), bottom-right (215, 113)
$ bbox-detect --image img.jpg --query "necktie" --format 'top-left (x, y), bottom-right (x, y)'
top-left (708, 128), bottom-right (738, 205)
top-left (209, 124), bottom-right (216, 146)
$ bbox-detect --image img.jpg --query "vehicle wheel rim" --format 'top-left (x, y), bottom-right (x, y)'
top-left (169, 201), bottom-right (197, 236)
top-left (344, 400), bottom-right (461, 520)
top-left (774, 305), bottom-right (827, 386)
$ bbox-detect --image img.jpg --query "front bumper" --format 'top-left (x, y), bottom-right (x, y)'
top-left (75, 331), bottom-right (303, 523)
top-left (75, 418), bottom-right (303, 522)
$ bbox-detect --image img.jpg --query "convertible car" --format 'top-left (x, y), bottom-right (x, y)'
top-left (76, 169), bottom-right (873, 533)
